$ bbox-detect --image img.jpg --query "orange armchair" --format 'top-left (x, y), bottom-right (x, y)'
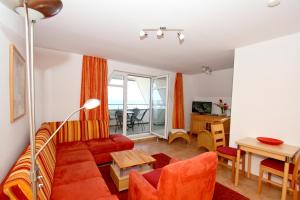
top-left (128, 152), bottom-right (217, 200)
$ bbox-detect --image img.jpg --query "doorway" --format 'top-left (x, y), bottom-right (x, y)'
top-left (108, 72), bottom-right (169, 138)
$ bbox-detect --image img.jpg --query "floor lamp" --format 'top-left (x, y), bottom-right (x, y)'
top-left (14, 1), bottom-right (63, 199)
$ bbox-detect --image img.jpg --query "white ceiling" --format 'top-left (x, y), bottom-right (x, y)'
top-left (2, 0), bottom-right (300, 74)
top-left (0, 0), bottom-right (18, 9)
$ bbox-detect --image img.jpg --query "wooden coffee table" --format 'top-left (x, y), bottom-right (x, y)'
top-left (110, 150), bottom-right (156, 191)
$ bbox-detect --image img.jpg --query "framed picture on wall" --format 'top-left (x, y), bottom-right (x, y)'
top-left (9, 44), bottom-right (26, 123)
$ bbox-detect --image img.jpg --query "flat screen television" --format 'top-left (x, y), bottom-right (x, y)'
top-left (192, 101), bottom-right (212, 114)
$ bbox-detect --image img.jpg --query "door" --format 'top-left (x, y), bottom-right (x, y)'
top-left (126, 75), bottom-right (151, 136)
top-left (150, 75), bottom-right (169, 139)
top-left (108, 72), bottom-right (151, 137)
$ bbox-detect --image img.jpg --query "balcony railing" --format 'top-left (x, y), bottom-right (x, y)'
top-left (109, 104), bottom-right (150, 126)
top-left (108, 103), bottom-right (150, 110)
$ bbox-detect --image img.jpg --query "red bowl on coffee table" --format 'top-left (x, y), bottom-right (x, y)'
top-left (256, 137), bottom-right (283, 145)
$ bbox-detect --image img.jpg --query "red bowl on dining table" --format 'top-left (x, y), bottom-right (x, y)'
top-left (256, 137), bottom-right (284, 145)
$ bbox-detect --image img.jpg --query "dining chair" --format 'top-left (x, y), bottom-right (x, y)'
top-left (258, 152), bottom-right (300, 200)
top-left (211, 123), bottom-right (246, 182)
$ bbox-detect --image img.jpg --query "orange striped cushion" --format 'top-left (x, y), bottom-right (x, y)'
top-left (4, 124), bottom-right (56, 200)
top-left (48, 121), bottom-right (82, 144)
top-left (3, 147), bottom-right (32, 200)
top-left (35, 125), bottom-right (56, 184)
top-left (36, 156), bottom-right (53, 199)
top-left (3, 148), bottom-right (53, 200)
top-left (83, 120), bottom-right (109, 140)
top-left (47, 120), bottom-right (109, 144)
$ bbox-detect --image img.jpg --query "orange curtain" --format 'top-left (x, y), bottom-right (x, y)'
top-left (79, 55), bottom-right (109, 137)
top-left (172, 73), bottom-right (185, 129)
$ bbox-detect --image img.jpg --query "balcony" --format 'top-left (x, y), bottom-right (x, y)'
top-left (109, 104), bottom-right (150, 136)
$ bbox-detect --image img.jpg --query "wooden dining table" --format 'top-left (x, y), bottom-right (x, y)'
top-left (234, 137), bottom-right (300, 200)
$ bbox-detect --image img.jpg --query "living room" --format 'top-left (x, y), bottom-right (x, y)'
top-left (0, 1), bottom-right (300, 200)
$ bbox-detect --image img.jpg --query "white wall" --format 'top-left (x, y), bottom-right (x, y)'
top-left (35, 48), bottom-right (82, 124)
top-left (0, 3), bottom-right (29, 182)
top-left (35, 48), bottom-right (235, 136)
top-left (183, 68), bottom-right (234, 129)
top-left (230, 32), bottom-right (300, 175)
top-left (35, 48), bottom-right (175, 133)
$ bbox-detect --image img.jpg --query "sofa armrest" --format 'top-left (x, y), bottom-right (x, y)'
top-left (128, 171), bottom-right (158, 200)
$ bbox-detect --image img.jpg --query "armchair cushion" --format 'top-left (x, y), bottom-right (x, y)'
top-left (157, 152), bottom-right (217, 200)
top-left (129, 171), bottom-right (158, 200)
top-left (142, 168), bottom-right (163, 188)
top-left (129, 152), bottom-right (217, 200)
top-left (217, 146), bottom-right (245, 157)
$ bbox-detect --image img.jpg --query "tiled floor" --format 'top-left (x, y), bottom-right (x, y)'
top-left (134, 136), bottom-right (290, 200)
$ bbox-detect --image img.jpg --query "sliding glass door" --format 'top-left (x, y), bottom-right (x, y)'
top-left (126, 75), bottom-right (151, 136)
top-left (150, 75), bottom-right (169, 139)
top-left (109, 72), bottom-right (157, 137)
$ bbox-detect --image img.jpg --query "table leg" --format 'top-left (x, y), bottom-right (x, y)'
top-left (281, 162), bottom-right (289, 200)
top-left (247, 152), bottom-right (252, 178)
top-left (235, 149), bottom-right (241, 186)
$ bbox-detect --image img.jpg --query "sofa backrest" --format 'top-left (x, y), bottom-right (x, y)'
top-left (3, 124), bottom-right (56, 200)
top-left (47, 120), bottom-right (109, 144)
top-left (157, 152), bottom-right (217, 200)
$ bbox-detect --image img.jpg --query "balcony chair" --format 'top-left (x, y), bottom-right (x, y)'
top-left (258, 152), bottom-right (300, 200)
top-left (128, 152), bottom-right (217, 200)
top-left (114, 110), bottom-right (123, 132)
top-left (134, 109), bottom-right (148, 131)
top-left (128, 108), bottom-right (140, 130)
top-left (211, 123), bottom-right (246, 182)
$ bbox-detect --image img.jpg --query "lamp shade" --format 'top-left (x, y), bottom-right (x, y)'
top-left (15, 0), bottom-right (63, 20)
top-left (83, 99), bottom-right (101, 110)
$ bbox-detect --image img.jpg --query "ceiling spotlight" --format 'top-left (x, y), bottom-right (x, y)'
top-left (202, 66), bottom-right (212, 75)
top-left (139, 30), bottom-right (147, 38)
top-left (268, 0), bottom-right (280, 7)
top-left (178, 32), bottom-right (185, 41)
top-left (157, 29), bottom-right (164, 37)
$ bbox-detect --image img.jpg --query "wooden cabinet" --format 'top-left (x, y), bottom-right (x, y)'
top-left (190, 113), bottom-right (230, 150)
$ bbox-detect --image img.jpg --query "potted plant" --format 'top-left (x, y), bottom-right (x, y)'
top-left (215, 99), bottom-right (230, 115)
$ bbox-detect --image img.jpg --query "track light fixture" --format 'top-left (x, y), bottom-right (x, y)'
top-left (202, 66), bottom-right (212, 75)
top-left (140, 27), bottom-right (185, 43)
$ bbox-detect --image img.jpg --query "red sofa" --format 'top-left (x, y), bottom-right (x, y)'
top-left (0, 120), bottom-right (134, 200)
top-left (128, 152), bottom-right (217, 200)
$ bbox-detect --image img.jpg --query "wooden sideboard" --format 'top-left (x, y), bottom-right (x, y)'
top-left (190, 113), bottom-right (230, 150)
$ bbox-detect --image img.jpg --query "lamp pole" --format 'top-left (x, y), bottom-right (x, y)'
top-left (23, 1), bottom-right (37, 199)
